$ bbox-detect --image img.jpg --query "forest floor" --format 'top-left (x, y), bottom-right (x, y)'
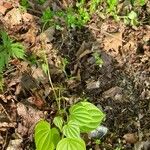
top-left (0, 0), bottom-right (150, 150)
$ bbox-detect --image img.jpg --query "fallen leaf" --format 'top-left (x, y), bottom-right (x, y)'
top-left (0, 5), bottom-right (7, 15)
top-left (3, 2), bottom-right (13, 9)
top-left (4, 8), bottom-right (22, 27)
top-left (102, 86), bottom-right (123, 101)
top-left (86, 80), bottom-right (100, 90)
top-left (6, 139), bottom-right (23, 150)
top-left (103, 32), bottom-right (122, 56)
top-left (17, 102), bottom-right (45, 128)
top-left (32, 67), bottom-right (45, 81)
top-left (22, 13), bottom-right (33, 22)
top-left (39, 26), bottom-right (55, 43)
top-left (123, 133), bottom-right (138, 144)
top-left (134, 140), bottom-right (150, 150)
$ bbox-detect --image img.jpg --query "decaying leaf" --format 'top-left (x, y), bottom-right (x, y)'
top-left (123, 133), bottom-right (138, 144)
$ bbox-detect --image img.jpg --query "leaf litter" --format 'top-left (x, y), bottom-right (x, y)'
top-left (0, 0), bottom-right (150, 150)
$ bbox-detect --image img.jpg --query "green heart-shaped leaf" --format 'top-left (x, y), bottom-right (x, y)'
top-left (53, 116), bottom-right (63, 131)
top-left (56, 138), bottom-right (86, 150)
top-left (34, 120), bottom-right (54, 150)
top-left (69, 102), bottom-right (105, 132)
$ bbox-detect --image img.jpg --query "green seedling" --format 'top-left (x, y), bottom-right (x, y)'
top-left (20, 0), bottom-right (30, 9)
top-left (34, 101), bottom-right (105, 150)
top-left (95, 139), bottom-right (101, 145)
top-left (124, 11), bottom-right (139, 27)
top-left (40, 0), bottom-right (101, 29)
top-left (93, 52), bottom-right (103, 67)
top-left (89, 0), bottom-right (101, 14)
top-left (130, 0), bottom-right (147, 6)
top-left (37, 0), bottom-right (46, 4)
top-left (41, 7), bottom-right (54, 29)
top-left (61, 58), bottom-right (69, 77)
top-left (106, 0), bottom-right (118, 15)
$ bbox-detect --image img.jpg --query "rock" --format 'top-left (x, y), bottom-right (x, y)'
top-left (89, 125), bottom-right (108, 139)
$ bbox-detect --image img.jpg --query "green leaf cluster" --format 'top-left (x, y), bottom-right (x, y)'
top-left (107, 0), bottom-right (118, 13)
top-left (20, 0), bottom-right (30, 9)
top-left (130, 0), bottom-right (147, 6)
top-left (92, 52), bottom-right (103, 67)
top-left (34, 101), bottom-right (105, 150)
top-left (69, 102), bottom-right (105, 132)
top-left (41, 8), bottom-right (54, 25)
top-left (124, 11), bottom-right (139, 26)
top-left (37, 0), bottom-right (46, 5)
top-left (41, 0), bottom-right (101, 29)
top-left (0, 31), bottom-right (25, 88)
top-left (0, 31), bottom-right (25, 73)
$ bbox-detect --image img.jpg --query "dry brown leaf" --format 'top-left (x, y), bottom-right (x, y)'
top-left (39, 26), bottom-right (55, 43)
top-left (0, 5), bottom-right (7, 15)
top-left (22, 13), bottom-right (33, 22)
top-left (103, 32), bottom-right (122, 56)
top-left (0, 122), bottom-right (16, 130)
top-left (17, 102), bottom-right (45, 128)
top-left (4, 8), bottom-right (22, 27)
top-left (6, 139), bottom-right (23, 150)
top-left (3, 2), bottom-right (13, 9)
top-left (123, 133), bottom-right (138, 144)
top-left (102, 86), bottom-right (123, 101)
top-left (32, 67), bottom-right (45, 81)
top-left (86, 80), bottom-right (100, 90)
top-left (27, 95), bottom-right (45, 109)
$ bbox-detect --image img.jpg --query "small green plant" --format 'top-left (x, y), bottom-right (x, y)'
top-left (37, 0), bottom-right (46, 4)
top-left (60, 57), bottom-right (69, 77)
top-left (106, 0), bottom-right (118, 16)
top-left (34, 101), bottom-right (105, 150)
top-left (130, 0), bottom-right (147, 6)
top-left (124, 11), bottom-right (139, 27)
top-left (0, 31), bottom-right (25, 89)
top-left (93, 52), bottom-right (103, 67)
top-left (20, 0), bottom-right (30, 9)
top-left (41, 7), bottom-right (54, 28)
top-left (41, 0), bottom-right (101, 29)
top-left (89, 0), bottom-right (101, 14)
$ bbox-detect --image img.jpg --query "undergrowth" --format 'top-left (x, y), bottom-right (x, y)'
top-left (20, 0), bottom-right (148, 29)
top-left (0, 31), bottom-right (25, 90)
top-left (40, 0), bottom-right (148, 29)
top-left (2, 0), bottom-right (148, 149)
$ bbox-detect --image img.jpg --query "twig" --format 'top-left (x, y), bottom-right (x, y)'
top-left (0, 103), bottom-right (12, 122)
top-left (2, 130), bottom-right (8, 150)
